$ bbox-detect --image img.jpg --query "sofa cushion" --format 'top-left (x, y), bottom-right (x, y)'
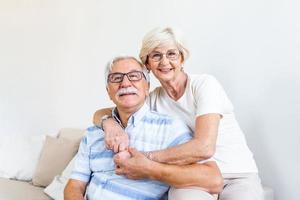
top-left (58, 128), bottom-right (85, 142)
top-left (32, 136), bottom-right (79, 187)
top-left (44, 156), bottom-right (76, 200)
top-left (0, 134), bottom-right (45, 181)
top-left (43, 128), bottom-right (85, 199)
top-left (0, 178), bottom-right (51, 200)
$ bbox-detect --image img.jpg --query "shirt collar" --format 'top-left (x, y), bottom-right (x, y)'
top-left (111, 103), bottom-right (149, 128)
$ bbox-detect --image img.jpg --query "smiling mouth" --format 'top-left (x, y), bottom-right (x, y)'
top-left (119, 93), bottom-right (137, 97)
top-left (158, 68), bottom-right (173, 73)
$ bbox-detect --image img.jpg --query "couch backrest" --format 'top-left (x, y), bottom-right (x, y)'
top-left (57, 128), bottom-right (85, 142)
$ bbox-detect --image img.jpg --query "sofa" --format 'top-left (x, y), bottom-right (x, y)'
top-left (0, 128), bottom-right (84, 200)
top-left (0, 128), bottom-right (274, 200)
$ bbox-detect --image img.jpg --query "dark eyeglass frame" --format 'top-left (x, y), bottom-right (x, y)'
top-left (148, 49), bottom-right (180, 62)
top-left (107, 71), bottom-right (146, 83)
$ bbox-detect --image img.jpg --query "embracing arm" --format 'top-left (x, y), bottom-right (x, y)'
top-left (114, 148), bottom-right (223, 194)
top-left (94, 110), bottom-right (220, 163)
top-left (150, 161), bottom-right (223, 193)
top-left (93, 108), bottom-right (129, 152)
top-left (148, 114), bottom-right (221, 165)
top-left (94, 109), bottom-right (221, 161)
top-left (93, 108), bottom-right (113, 126)
top-left (64, 179), bottom-right (87, 200)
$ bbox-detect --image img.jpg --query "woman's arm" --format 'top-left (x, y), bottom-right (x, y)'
top-left (114, 148), bottom-right (223, 194)
top-left (94, 109), bottom-right (220, 162)
top-left (93, 108), bottom-right (114, 126)
top-left (147, 113), bottom-right (221, 165)
top-left (150, 161), bottom-right (223, 193)
top-left (93, 108), bottom-right (129, 152)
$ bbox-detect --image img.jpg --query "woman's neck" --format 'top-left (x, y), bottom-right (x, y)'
top-left (160, 72), bottom-right (188, 101)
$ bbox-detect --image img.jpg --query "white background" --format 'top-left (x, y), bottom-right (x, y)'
top-left (1, 1), bottom-right (299, 199)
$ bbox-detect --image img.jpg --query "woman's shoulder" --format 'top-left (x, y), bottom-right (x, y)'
top-left (188, 73), bottom-right (217, 82)
top-left (188, 73), bottom-right (221, 88)
top-left (149, 85), bottom-right (164, 98)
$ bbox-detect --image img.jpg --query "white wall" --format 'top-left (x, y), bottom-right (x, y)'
top-left (1, 0), bottom-right (299, 199)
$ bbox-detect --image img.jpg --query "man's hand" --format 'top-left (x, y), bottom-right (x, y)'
top-left (103, 118), bottom-right (129, 153)
top-left (115, 150), bottom-right (131, 161)
top-left (114, 148), bottom-right (153, 179)
top-left (114, 150), bottom-right (131, 172)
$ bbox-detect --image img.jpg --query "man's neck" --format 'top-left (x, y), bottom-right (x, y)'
top-left (117, 104), bottom-right (143, 128)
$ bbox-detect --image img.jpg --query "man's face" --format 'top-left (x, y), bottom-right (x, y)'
top-left (106, 59), bottom-right (149, 112)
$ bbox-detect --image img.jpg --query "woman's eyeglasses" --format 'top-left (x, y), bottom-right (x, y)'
top-left (148, 49), bottom-right (180, 62)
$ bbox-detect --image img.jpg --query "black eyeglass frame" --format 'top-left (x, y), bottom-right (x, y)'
top-left (107, 71), bottom-right (146, 83)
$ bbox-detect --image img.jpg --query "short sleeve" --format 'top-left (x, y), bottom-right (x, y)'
top-left (70, 135), bottom-right (91, 182)
top-left (192, 75), bottom-right (233, 117)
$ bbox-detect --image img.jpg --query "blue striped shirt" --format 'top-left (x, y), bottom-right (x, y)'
top-left (71, 103), bottom-right (192, 200)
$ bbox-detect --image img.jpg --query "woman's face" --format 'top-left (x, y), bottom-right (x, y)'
top-left (146, 43), bottom-right (184, 82)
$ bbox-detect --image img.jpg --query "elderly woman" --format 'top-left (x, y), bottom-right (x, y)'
top-left (94, 27), bottom-right (263, 200)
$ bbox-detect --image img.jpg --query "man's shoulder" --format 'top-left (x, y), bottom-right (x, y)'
top-left (86, 125), bottom-right (102, 132)
top-left (144, 111), bottom-right (192, 143)
top-left (143, 110), bottom-right (188, 128)
top-left (82, 125), bottom-right (105, 144)
top-left (145, 109), bottom-right (173, 121)
top-left (139, 109), bottom-right (174, 126)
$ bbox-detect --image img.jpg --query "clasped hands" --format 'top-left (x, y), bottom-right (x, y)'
top-left (105, 127), bottom-right (151, 179)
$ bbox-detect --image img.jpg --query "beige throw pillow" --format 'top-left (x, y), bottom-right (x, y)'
top-left (32, 136), bottom-right (79, 187)
top-left (44, 156), bottom-right (76, 200)
top-left (58, 128), bottom-right (85, 142)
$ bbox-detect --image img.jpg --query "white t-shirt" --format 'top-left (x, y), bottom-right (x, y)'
top-left (147, 74), bottom-right (258, 174)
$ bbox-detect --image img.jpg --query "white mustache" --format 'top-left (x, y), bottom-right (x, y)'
top-left (116, 87), bottom-right (138, 97)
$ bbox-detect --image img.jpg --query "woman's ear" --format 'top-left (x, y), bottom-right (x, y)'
top-left (145, 84), bottom-right (150, 96)
top-left (145, 63), bottom-right (151, 72)
top-left (179, 53), bottom-right (184, 65)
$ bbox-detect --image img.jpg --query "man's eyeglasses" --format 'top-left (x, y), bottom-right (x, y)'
top-left (148, 49), bottom-right (180, 62)
top-left (107, 71), bottom-right (146, 83)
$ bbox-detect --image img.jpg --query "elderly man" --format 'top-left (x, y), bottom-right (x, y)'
top-left (64, 56), bottom-right (222, 200)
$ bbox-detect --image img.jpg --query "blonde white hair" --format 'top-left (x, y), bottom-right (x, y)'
top-left (104, 55), bottom-right (150, 86)
top-left (139, 27), bottom-right (189, 65)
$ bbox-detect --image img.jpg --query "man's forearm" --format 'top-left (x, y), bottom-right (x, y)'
top-left (64, 191), bottom-right (84, 200)
top-left (64, 180), bottom-right (86, 200)
top-left (148, 138), bottom-right (215, 165)
top-left (146, 161), bottom-right (223, 194)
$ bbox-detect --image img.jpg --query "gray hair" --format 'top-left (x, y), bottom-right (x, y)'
top-left (104, 55), bottom-right (150, 86)
top-left (139, 27), bottom-right (189, 65)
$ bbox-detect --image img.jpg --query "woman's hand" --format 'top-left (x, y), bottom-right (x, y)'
top-left (103, 118), bottom-right (129, 153)
top-left (114, 148), bottom-right (152, 179)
